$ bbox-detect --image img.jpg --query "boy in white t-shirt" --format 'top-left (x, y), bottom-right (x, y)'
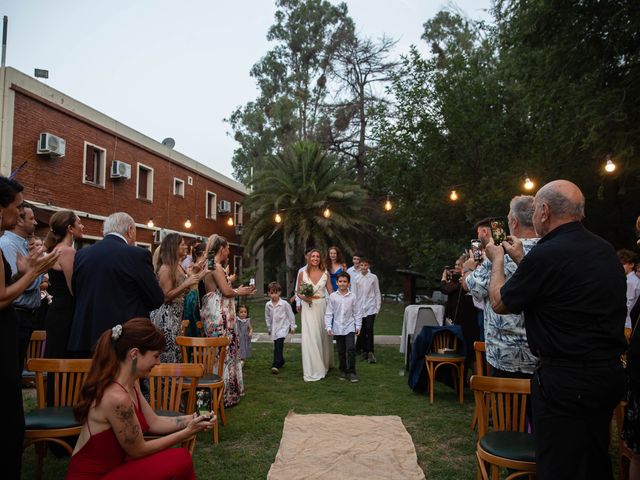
top-left (265, 281), bottom-right (296, 374)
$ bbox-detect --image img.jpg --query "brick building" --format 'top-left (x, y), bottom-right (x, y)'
top-left (0, 67), bottom-right (261, 286)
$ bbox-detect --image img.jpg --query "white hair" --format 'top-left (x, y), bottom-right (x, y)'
top-left (103, 212), bottom-right (135, 236)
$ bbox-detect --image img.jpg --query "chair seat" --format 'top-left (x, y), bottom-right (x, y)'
top-left (426, 353), bottom-right (465, 360)
top-left (479, 431), bottom-right (536, 462)
top-left (183, 373), bottom-right (223, 385)
top-left (25, 406), bottom-right (80, 430)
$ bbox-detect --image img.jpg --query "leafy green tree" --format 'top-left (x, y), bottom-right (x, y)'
top-left (242, 141), bottom-right (368, 293)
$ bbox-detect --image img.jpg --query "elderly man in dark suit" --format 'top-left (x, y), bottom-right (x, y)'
top-left (68, 212), bottom-right (164, 357)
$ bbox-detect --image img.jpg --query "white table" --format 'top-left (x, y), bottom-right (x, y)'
top-left (400, 304), bottom-right (445, 361)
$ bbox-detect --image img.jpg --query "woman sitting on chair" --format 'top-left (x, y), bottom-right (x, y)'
top-left (66, 318), bottom-right (214, 479)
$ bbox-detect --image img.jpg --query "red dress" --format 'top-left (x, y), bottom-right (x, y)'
top-left (66, 383), bottom-right (195, 480)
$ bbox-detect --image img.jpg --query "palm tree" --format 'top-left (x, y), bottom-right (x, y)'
top-left (242, 141), bottom-right (369, 294)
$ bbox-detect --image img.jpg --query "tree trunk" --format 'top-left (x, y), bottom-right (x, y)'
top-left (284, 231), bottom-right (297, 296)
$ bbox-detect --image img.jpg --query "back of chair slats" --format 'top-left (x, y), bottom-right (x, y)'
top-left (470, 375), bottom-right (530, 438)
top-left (27, 330), bottom-right (47, 364)
top-left (27, 358), bottom-right (92, 409)
top-left (148, 363), bottom-right (204, 414)
top-left (431, 330), bottom-right (458, 353)
top-left (176, 336), bottom-right (230, 377)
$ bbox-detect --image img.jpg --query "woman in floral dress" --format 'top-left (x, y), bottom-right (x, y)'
top-left (200, 234), bottom-right (256, 406)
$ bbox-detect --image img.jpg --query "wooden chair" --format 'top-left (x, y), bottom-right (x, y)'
top-left (146, 362), bottom-right (204, 455)
top-left (180, 319), bottom-right (204, 337)
top-left (176, 335), bottom-right (229, 445)
top-left (471, 341), bottom-right (489, 430)
top-left (23, 358), bottom-right (92, 480)
top-left (22, 330), bottom-right (46, 387)
top-left (470, 375), bottom-right (536, 480)
top-left (424, 329), bottom-right (466, 404)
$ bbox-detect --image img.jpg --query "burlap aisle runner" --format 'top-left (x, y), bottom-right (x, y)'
top-left (267, 411), bottom-right (426, 480)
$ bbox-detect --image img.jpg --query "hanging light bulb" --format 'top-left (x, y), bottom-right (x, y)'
top-left (604, 155), bottom-right (616, 173)
top-left (524, 177), bottom-right (535, 191)
top-left (227, 216), bottom-right (234, 226)
top-left (323, 207), bottom-right (331, 218)
top-left (184, 218), bottom-right (191, 229)
top-left (274, 213), bottom-right (282, 224)
top-left (147, 217), bottom-right (154, 228)
top-left (449, 190), bottom-right (459, 201)
top-left (384, 196), bottom-right (392, 211)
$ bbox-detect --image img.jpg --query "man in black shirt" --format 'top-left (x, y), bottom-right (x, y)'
top-left (485, 179), bottom-right (627, 480)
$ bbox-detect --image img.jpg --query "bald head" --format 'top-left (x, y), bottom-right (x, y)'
top-left (532, 180), bottom-right (585, 236)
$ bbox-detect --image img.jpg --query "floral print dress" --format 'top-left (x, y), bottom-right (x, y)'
top-left (200, 272), bottom-right (244, 407)
top-left (151, 271), bottom-right (186, 363)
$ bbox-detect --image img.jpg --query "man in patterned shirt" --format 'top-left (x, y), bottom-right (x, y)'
top-left (462, 196), bottom-right (538, 378)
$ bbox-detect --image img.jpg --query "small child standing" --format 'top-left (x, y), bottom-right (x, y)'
top-left (325, 272), bottom-right (361, 382)
top-left (236, 305), bottom-right (253, 366)
top-left (265, 281), bottom-right (296, 374)
top-left (352, 257), bottom-right (381, 364)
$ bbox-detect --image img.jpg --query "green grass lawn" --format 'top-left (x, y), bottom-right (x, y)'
top-left (20, 302), bottom-right (625, 479)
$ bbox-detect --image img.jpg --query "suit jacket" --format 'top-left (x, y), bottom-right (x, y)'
top-left (68, 234), bottom-right (164, 354)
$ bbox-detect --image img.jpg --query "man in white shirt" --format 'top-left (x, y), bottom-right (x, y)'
top-left (353, 257), bottom-right (381, 364)
top-left (325, 272), bottom-right (361, 382)
top-left (617, 249), bottom-right (640, 334)
top-left (265, 281), bottom-right (297, 374)
top-left (346, 252), bottom-right (364, 285)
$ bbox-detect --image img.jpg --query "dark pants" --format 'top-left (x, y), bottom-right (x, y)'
top-left (532, 361), bottom-right (625, 480)
top-left (15, 307), bottom-right (37, 376)
top-left (360, 314), bottom-right (376, 354)
top-left (335, 332), bottom-right (356, 375)
top-left (272, 337), bottom-right (285, 368)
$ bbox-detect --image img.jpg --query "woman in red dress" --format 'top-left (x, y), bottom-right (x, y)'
top-left (66, 318), bottom-right (214, 479)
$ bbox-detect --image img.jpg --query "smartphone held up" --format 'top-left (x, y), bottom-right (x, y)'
top-left (490, 219), bottom-right (506, 246)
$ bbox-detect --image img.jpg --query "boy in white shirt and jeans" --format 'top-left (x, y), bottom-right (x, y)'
top-left (325, 271), bottom-right (361, 382)
top-left (265, 281), bottom-right (296, 374)
top-left (353, 257), bottom-right (381, 364)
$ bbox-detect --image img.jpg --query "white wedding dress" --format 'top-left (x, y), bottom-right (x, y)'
top-left (301, 269), bottom-right (333, 381)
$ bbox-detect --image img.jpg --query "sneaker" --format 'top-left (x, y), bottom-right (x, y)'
top-left (367, 352), bottom-right (377, 364)
top-left (339, 372), bottom-right (347, 381)
top-left (271, 367), bottom-right (279, 374)
top-left (349, 373), bottom-right (359, 383)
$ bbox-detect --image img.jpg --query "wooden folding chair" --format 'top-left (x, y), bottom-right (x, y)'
top-left (470, 375), bottom-right (536, 480)
top-left (146, 362), bottom-right (204, 455)
top-left (176, 335), bottom-right (229, 445)
top-left (425, 329), bottom-right (466, 404)
top-left (22, 330), bottom-right (46, 387)
top-left (23, 358), bottom-right (92, 480)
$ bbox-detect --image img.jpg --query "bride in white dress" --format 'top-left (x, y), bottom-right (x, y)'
top-left (297, 249), bottom-right (334, 381)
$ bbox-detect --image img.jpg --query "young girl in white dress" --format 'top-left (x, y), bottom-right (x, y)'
top-left (297, 248), bottom-right (334, 381)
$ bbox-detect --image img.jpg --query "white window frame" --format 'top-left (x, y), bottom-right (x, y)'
top-left (205, 191), bottom-right (217, 220)
top-left (82, 141), bottom-right (107, 188)
top-left (234, 201), bottom-right (243, 226)
top-left (136, 162), bottom-right (154, 202)
top-left (173, 177), bottom-right (185, 197)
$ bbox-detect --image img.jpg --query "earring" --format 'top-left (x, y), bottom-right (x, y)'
top-left (131, 356), bottom-right (138, 375)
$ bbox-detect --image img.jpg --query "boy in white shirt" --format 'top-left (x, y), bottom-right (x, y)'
top-left (352, 257), bottom-right (381, 364)
top-left (325, 272), bottom-right (361, 382)
top-left (265, 281), bottom-right (296, 374)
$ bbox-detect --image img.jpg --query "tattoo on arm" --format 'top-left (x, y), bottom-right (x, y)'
top-left (115, 404), bottom-right (140, 445)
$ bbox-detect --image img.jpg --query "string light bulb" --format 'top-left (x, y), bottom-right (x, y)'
top-left (227, 216), bottom-right (234, 226)
top-left (604, 155), bottom-right (616, 173)
top-left (524, 177), bottom-right (535, 191)
top-left (274, 213), bottom-right (282, 224)
top-left (384, 196), bottom-right (392, 211)
top-left (184, 218), bottom-right (191, 229)
top-left (449, 190), bottom-right (459, 201)
top-left (323, 207), bottom-right (331, 218)
top-left (147, 217), bottom-right (154, 228)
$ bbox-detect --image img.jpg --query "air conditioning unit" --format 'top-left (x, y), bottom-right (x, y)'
top-left (218, 200), bottom-right (232, 213)
top-left (37, 132), bottom-right (66, 157)
top-left (153, 229), bottom-right (168, 244)
top-left (110, 160), bottom-right (132, 180)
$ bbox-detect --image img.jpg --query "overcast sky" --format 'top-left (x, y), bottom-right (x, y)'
top-left (3, 0), bottom-right (491, 180)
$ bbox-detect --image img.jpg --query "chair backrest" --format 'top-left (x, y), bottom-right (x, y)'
top-left (474, 341), bottom-right (490, 376)
top-left (430, 330), bottom-right (458, 353)
top-left (470, 375), bottom-right (530, 438)
top-left (25, 330), bottom-right (47, 369)
top-left (148, 363), bottom-right (204, 415)
top-left (414, 307), bottom-right (439, 336)
top-left (176, 335), bottom-right (229, 377)
top-left (181, 320), bottom-right (204, 337)
top-left (27, 358), bottom-right (92, 409)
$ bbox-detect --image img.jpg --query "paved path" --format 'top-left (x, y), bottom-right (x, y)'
top-left (252, 333), bottom-right (400, 346)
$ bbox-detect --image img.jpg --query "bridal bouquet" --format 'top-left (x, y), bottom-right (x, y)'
top-left (298, 282), bottom-right (315, 297)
